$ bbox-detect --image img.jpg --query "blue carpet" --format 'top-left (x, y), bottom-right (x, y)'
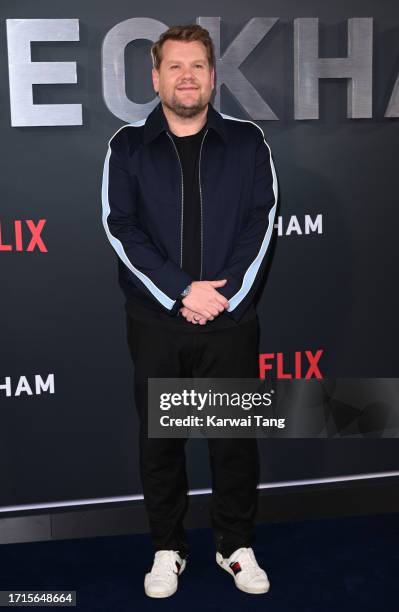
top-left (0, 513), bottom-right (398, 611)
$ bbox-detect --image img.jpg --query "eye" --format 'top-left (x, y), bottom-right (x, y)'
top-left (195, 64), bottom-right (204, 68)
top-left (170, 65), bottom-right (179, 69)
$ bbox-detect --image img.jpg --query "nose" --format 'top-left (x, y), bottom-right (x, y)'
top-left (180, 66), bottom-right (196, 81)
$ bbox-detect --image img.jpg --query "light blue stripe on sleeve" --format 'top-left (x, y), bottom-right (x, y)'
top-left (101, 122), bottom-right (176, 310)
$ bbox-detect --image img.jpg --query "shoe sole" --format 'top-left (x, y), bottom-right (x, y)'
top-left (144, 560), bottom-right (186, 598)
top-left (216, 553), bottom-right (270, 595)
top-left (144, 584), bottom-right (177, 598)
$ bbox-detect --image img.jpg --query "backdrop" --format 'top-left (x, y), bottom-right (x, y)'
top-left (0, 0), bottom-right (398, 512)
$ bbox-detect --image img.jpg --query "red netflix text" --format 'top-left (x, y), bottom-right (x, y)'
top-left (0, 219), bottom-right (47, 252)
top-left (259, 350), bottom-right (324, 379)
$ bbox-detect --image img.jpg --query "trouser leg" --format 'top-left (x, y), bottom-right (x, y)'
top-left (126, 313), bottom-right (193, 558)
top-left (192, 316), bottom-right (261, 558)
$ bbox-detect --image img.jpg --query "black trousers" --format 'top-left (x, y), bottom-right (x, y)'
top-left (126, 312), bottom-right (261, 559)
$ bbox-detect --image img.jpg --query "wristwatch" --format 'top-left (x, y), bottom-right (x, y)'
top-left (180, 283), bottom-right (192, 298)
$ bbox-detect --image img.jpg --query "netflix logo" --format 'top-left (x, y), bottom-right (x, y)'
top-left (259, 350), bottom-right (324, 379)
top-left (0, 219), bottom-right (47, 252)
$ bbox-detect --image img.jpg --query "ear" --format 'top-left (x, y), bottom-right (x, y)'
top-left (152, 67), bottom-right (159, 93)
top-left (210, 66), bottom-right (215, 90)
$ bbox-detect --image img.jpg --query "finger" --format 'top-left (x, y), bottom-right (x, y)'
top-left (182, 307), bottom-right (201, 321)
top-left (213, 302), bottom-right (225, 313)
top-left (188, 311), bottom-right (201, 323)
top-left (209, 279), bottom-right (227, 286)
top-left (191, 309), bottom-right (204, 321)
top-left (205, 306), bottom-right (219, 317)
top-left (195, 308), bottom-right (213, 319)
top-left (214, 294), bottom-right (229, 308)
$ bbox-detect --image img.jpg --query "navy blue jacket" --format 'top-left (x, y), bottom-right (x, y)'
top-left (101, 101), bottom-right (278, 322)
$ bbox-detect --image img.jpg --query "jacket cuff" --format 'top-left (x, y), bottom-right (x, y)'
top-left (211, 272), bottom-right (240, 320)
top-left (161, 261), bottom-right (193, 301)
top-left (213, 271), bottom-right (240, 302)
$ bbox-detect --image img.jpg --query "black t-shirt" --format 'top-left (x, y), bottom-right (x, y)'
top-left (174, 124), bottom-right (204, 280)
top-left (125, 123), bottom-right (256, 332)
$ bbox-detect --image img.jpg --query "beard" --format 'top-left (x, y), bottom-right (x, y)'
top-left (161, 90), bottom-right (208, 118)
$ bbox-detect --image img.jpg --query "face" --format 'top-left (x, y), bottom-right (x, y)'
top-left (152, 39), bottom-right (215, 118)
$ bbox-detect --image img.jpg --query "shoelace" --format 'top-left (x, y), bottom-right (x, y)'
top-left (230, 548), bottom-right (263, 575)
top-left (151, 550), bottom-right (180, 577)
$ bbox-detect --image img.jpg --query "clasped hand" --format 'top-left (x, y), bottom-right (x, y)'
top-left (179, 279), bottom-right (229, 325)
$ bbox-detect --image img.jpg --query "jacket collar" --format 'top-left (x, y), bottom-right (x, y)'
top-left (143, 99), bottom-right (227, 144)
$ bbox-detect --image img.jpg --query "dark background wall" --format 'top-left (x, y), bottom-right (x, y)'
top-left (0, 0), bottom-right (398, 512)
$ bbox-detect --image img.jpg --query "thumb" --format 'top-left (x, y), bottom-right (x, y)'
top-left (209, 279), bottom-right (227, 286)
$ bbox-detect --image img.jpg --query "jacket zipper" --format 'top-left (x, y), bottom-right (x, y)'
top-left (167, 127), bottom-right (209, 279)
top-left (166, 132), bottom-right (184, 268)
top-left (198, 128), bottom-right (208, 280)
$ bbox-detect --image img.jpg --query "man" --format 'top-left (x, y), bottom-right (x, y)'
top-left (101, 24), bottom-right (278, 598)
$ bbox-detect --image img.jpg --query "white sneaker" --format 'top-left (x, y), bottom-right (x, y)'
top-left (216, 546), bottom-right (270, 594)
top-left (144, 550), bottom-right (186, 598)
